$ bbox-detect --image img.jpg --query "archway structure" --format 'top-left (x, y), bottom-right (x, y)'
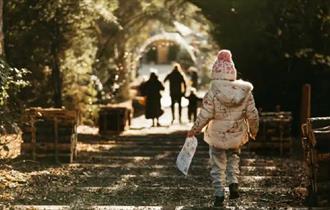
top-left (137, 32), bottom-right (197, 64)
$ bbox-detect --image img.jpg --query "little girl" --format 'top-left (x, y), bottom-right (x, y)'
top-left (187, 49), bottom-right (259, 207)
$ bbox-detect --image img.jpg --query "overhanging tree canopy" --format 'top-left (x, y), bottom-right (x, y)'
top-left (2, 0), bottom-right (329, 129)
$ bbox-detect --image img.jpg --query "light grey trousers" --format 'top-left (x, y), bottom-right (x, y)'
top-left (209, 146), bottom-right (240, 197)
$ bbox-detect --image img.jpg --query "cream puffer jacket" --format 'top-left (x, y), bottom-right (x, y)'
top-left (191, 79), bottom-right (259, 149)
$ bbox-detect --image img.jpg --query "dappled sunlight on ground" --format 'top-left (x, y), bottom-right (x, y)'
top-left (0, 75), bottom-right (314, 208)
top-left (77, 143), bottom-right (120, 152)
top-left (0, 134), bottom-right (22, 159)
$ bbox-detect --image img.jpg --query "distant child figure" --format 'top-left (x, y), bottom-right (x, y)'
top-left (187, 50), bottom-right (259, 207)
top-left (185, 88), bottom-right (201, 122)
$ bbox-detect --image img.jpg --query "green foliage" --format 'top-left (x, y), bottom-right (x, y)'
top-left (4, 0), bottom-right (118, 124)
top-left (189, 0), bottom-right (330, 134)
top-left (269, 0), bottom-right (329, 67)
top-left (3, 0), bottom-right (214, 124)
top-left (0, 57), bottom-right (29, 129)
top-left (190, 0), bottom-right (329, 75)
top-left (0, 57), bottom-right (29, 106)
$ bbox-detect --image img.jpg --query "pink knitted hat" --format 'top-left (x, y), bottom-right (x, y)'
top-left (211, 49), bottom-right (237, 81)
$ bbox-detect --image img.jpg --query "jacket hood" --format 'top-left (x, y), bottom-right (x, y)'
top-left (211, 79), bottom-right (253, 107)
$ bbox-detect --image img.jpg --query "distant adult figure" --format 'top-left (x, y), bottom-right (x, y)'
top-left (164, 64), bottom-right (187, 124)
top-left (140, 72), bottom-right (164, 127)
top-left (188, 66), bottom-right (199, 89)
top-left (185, 88), bottom-right (201, 122)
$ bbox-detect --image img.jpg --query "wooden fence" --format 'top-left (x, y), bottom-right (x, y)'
top-left (301, 117), bottom-right (330, 206)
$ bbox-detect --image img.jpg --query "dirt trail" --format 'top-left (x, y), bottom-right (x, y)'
top-left (0, 124), bottom-right (315, 209)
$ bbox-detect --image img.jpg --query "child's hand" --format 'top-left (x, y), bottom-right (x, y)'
top-left (187, 130), bottom-right (195, 137)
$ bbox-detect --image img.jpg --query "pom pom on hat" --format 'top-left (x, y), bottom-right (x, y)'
top-left (211, 49), bottom-right (237, 81)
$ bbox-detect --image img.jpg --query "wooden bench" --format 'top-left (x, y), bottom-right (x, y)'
top-left (98, 101), bottom-right (133, 135)
top-left (247, 112), bottom-right (293, 155)
top-left (20, 107), bottom-right (78, 163)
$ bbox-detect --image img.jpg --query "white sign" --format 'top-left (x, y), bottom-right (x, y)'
top-left (176, 136), bottom-right (198, 176)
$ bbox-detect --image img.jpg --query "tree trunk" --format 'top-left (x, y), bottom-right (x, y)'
top-left (51, 25), bottom-right (62, 108)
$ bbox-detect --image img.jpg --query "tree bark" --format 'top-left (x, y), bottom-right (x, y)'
top-left (51, 24), bottom-right (62, 108)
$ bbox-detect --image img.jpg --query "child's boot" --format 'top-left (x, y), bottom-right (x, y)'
top-left (213, 196), bottom-right (224, 207)
top-left (229, 183), bottom-right (239, 199)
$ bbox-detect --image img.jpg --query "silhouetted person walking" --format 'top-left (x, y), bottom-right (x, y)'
top-left (140, 72), bottom-right (164, 127)
top-left (164, 64), bottom-right (187, 124)
top-left (185, 88), bottom-right (201, 122)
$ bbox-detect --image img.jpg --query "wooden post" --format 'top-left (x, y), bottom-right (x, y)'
top-left (279, 122), bottom-right (283, 156)
top-left (300, 84), bottom-right (315, 202)
top-left (54, 117), bottom-right (59, 162)
top-left (30, 116), bottom-right (36, 160)
top-left (301, 84), bottom-right (311, 161)
top-left (301, 84), bottom-right (311, 126)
